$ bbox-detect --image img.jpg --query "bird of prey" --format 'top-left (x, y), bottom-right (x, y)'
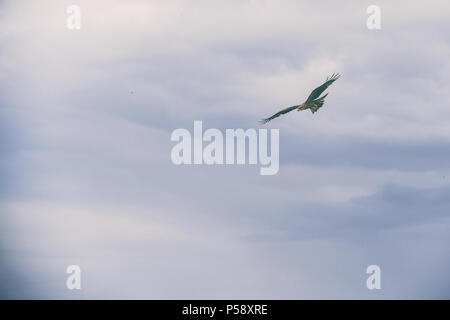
top-left (260, 73), bottom-right (340, 124)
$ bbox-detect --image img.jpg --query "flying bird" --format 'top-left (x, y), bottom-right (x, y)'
top-left (260, 73), bottom-right (340, 124)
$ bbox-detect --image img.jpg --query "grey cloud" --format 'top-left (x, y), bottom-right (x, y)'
top-left (243, 183), bottom-right (450, 242)
top-left (1, 0), bottom-right (450, 299)
top-left (281, 137), bottom-right (450, 171)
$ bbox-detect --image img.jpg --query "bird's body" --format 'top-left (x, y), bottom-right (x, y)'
top-left (260, 73), bottom-right (340, 124)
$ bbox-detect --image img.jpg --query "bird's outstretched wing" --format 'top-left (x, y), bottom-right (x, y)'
top-left (305, 73), bottom-right (340, 103)
top-left (259, 73), bottom-right (340, 123)
top-left (259, 105), bottom-right (299, 124)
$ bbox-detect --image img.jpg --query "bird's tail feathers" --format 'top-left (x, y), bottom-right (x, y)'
top-left (310, 95), bottom-right (328, 114)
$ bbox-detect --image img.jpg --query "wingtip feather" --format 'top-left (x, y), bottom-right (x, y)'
top-left (327, 73), bottom-right (341, 81)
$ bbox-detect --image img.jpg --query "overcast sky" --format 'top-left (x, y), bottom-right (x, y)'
top-left (1, 0), bottom-right (450, 298)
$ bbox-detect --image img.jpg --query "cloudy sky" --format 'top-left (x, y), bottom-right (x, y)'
top-left (1, 0), bottom-right (450, 299)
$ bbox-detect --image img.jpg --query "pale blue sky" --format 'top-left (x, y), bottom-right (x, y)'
top-left (1, 0), bottom-right (450, 298)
